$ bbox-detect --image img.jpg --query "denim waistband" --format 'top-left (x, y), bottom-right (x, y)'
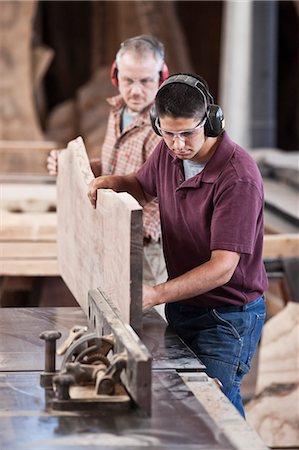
top-left (182, 296), bottom-right (265, 314)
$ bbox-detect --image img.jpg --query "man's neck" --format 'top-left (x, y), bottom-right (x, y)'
top-left (193, 136), bottom-right (220, 163)
top-left (124, 106), bottom-right (139, 116)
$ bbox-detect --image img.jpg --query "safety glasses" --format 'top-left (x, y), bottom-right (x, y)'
top-left (156, 117), bottom-right (206, 140)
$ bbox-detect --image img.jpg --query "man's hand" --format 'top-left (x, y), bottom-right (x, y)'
top-left (87, 175), bottom-right (120, 209)
top-left (87, 173), bottom-right (150, 210)
top-left (89, 158), bottom-right (102, 178)
top-left (88, 178), bottom-right (100, 209)
top-left (47, 149), bottom-right (59, 176)
top-left (143, 284), bottom-right (162, 311)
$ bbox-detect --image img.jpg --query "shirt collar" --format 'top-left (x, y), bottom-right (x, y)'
top-left (168, 131), bottom-right (236, 184)
top-left (200, 131), bottom-right (236, 183)
top-left (107, 94), bottom-right (152, 126)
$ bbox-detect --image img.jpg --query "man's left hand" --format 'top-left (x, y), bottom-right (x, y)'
top-left (143, 284), bottom-right (160, 311)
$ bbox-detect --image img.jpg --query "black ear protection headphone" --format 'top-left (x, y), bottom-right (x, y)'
top-left (110, 35), bottom-right (169, 88)
top-left (150, 74), bottom-right (225, 138)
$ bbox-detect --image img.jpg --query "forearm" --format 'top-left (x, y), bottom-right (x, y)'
top-left (88, 173), bottom-right (151, 208)
top-left (143, 250), bottom-right (240, 309)
top-left (89, 158), bottom-right (102, 177)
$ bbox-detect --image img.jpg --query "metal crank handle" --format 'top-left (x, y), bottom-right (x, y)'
top-left (57, 325), bottom-right (88, 355)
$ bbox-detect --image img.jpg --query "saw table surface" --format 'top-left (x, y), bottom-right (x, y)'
top-left (0, 307), bottom-right (204, 372)
top-left (0, 370), bottom-right (232, 450)
top-left (0, 307), bottom-right (268, 450)
top-left (0, 307), bottom-right (234, 450)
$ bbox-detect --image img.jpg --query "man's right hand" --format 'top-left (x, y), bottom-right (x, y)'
top-left (87, 173), bottom-right (147, 210)
top-left (87, 175), bottom-right (119, 209)
top-left (47, 149), bottom-right (59, 176)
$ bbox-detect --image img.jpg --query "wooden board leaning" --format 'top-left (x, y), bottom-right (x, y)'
top-left (57, 136), bottom-right (143, 331)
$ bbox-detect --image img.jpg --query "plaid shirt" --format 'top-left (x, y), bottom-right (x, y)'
top-left (101, 95), bottom-right (162, 241)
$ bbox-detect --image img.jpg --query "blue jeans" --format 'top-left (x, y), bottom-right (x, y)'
top-left (165, 296), bottom-right (266, 417)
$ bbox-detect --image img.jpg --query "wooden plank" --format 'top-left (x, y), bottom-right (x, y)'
top-left (182, 372), bottom-right (269, 450)
top-left (0, 211), bottom-right (57, 240)
top-left (0, 259), bottom-right (59, 276)
top-left (57, 137), bottom-right (143, 328)
top-left (0, 242), bottom-right (57, 258)
top-left (263, 179), bottom-right (299, 225)
top-left (264, 208), bottom-right (299, 234)
top-left (263, 233), bottom-right (299, 259)
top-left (1, 182), bottom-right (56, 212)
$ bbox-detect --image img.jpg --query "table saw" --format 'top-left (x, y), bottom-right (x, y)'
top-left (0, 305), bottom-right (268, 450)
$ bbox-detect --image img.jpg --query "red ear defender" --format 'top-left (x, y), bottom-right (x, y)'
top-left (159, 63), bottom-right (169, 85)
top-left (111, 60), bottom-right (169, 88)
top-left (110, 60), bottom-right (118, 87)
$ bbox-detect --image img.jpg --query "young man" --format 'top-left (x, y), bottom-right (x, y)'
top-left (47, 35), bottom-right (168, 286)
top-left (87, 73), bottom-right (268, 417)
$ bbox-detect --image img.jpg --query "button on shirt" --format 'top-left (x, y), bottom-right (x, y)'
top-left (101, 95), bottom-right (162, 241)
top-left (136, 131), bottom-right (268, 307)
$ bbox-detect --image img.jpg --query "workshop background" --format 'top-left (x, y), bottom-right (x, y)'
top-left (0, 1), bottom-right (298, 448)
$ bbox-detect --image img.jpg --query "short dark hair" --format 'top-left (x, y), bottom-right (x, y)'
top-left (155, 73), bottom-right (210, 121)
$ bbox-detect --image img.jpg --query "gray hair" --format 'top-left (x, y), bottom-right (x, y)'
top-left (115, 35), bottom-right (164, 72)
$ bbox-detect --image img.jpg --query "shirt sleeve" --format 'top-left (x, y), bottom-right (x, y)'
top-left (143, 130), bottom-right (162, 161)
top-left (136, 141), bottom-right (164, 198)
top-left (210, 180), bottom-right (264, 255)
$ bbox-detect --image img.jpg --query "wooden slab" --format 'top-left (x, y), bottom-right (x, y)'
top-left (255, 302), bottom-right (299, 393)
top-left (0, 210), bottom-right (57, 241)
top-left (57, 137), bottom-right (143, 328)
top-left (1, 181), bottom-right (56, 212)
top-left (245, 302), bottom-right (299, 448)
top-left (0, 180), bottom-right (57, 277)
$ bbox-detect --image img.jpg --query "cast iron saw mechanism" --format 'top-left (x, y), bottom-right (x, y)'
top-left (39, 289), bottom-right (152, 414)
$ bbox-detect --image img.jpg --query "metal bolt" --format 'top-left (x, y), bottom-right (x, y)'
top-left (40, 330), bottom-right (62, 372)
top-left (97, 376), bottom-right (115, 395)
top-left (53, 374), bottom-right (74, 401)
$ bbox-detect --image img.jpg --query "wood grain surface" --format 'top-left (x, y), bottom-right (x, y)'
top-left (57, 137), bottom-right (143, 326)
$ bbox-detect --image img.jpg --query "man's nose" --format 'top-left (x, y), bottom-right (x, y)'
top-left (130, 82), bottom-right (143, 94)
top-left (172, 135), bottom-right (185, 150)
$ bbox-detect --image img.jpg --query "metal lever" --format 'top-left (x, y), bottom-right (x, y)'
top-left (56, 325), bottom-right (88, 355)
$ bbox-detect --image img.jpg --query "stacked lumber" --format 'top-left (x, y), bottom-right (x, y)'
top-left (251, 148), bottom-right (299, 234)
top-left (0, 181), bottom-right (58, 279)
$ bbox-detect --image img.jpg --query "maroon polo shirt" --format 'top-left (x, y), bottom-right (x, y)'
top-left (136, 131), bottom-right (268, 307)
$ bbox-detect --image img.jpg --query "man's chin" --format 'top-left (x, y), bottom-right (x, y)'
top-left (127, 101), bottom-right (150, 113)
